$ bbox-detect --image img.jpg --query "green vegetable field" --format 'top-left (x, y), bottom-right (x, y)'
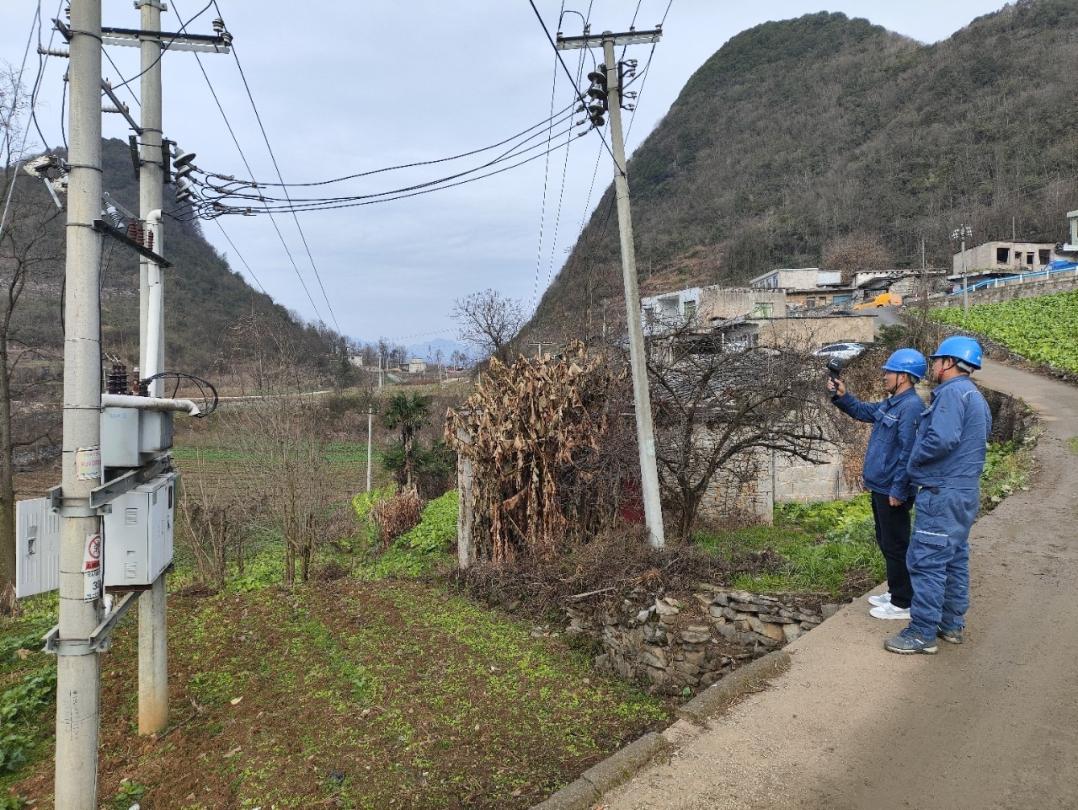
top-left (931, 291), bottom-right (1078, 374)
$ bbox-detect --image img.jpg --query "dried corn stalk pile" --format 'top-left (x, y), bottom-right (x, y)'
top-left (446, 344), bottom-right (626, 565)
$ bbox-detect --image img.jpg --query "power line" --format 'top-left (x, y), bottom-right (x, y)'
top-left (540, 1), bottom-right (595, 298)
top-left (200, 100), bottom-right (577, 190)
top-left (109, 0), bottom-right (215, 90)
top-left (28, 0), bottom-right (65, 153)
top-left (213, 219), bottom-right (268, 295)
top-left (180, 113), bottom-right (580, 215)
top-left (222, 20), bottom-right (341, 333)
top-left (531, 1), bottom-right (567, 306)
top-left (169, 0), bottom-right (325, 325)
top-left (526, 0), bottom-right (618, 169)
top-left (183, 124), bottom-right (579, 217)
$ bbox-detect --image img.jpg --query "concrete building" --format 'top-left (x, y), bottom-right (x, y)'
top-left (641, 285), bottom-right (787, 336)
top-left (748, 268), bottom-right (854, 311)
top-left (407, 358), bottom-right (427, 374)
top-left (951, 241), bottom-right (1055, 278)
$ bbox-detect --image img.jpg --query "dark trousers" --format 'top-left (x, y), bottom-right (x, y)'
top-left (870, 490), bottom-right (913, 609)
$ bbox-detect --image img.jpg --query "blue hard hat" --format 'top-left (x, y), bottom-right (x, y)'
top-left (881, 348), bottom-right (928, 381)
top-left (931, 336), bottom-right (983, 369)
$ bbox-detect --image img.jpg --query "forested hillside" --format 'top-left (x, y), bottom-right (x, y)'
top-left (526, 0), bottom-right (1078, 338)
top-left (2, 137), bottom-right (343, 378)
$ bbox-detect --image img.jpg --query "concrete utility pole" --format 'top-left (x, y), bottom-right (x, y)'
top-left (136, 0), bottom-right (168, 736)
top-left (366, 405), bottom-right (373, 492)
top-left (952, 224), bottom-right (973, 313)
top-left (55, 0), bottom-right (104, 805)
top-left (559, 27), bottom-right (665, 548)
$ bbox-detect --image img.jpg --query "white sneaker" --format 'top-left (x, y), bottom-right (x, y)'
top-left (870, 603), bottom-right (911, 620)
top-left (867, 592), bottom-right (891, 608)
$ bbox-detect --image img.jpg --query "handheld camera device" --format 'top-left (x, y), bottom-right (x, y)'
top-left (826, 357), bottom-right (844, 390)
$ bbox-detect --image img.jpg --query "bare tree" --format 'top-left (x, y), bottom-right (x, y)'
top-left (0, 71), bottom-right (63, 610)
top-left (647, 332), bottom-right (833, 540)
top-left (822, 232), bottom-right (893, 284)
top-left (451, 289), bottom-right (525, 364)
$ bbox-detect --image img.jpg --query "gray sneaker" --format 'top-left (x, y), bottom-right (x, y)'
top-left (884, 628), bottom-right (938, 655)
top-left (937, 626), bottom-right (964, 645)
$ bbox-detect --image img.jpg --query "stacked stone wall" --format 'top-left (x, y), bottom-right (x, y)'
top-left (565, 586), bottom-right (838, 695)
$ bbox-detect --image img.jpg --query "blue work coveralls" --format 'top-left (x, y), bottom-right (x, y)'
top-left (833, 387), bottom-right (923, 607)
top-left (832, 387), bottom-right (922, 502)
top-left (905, 375), bottom-right (992, 637)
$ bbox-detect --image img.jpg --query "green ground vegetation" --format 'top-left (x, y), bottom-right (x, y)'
top-left (931, 291), bottom-right (1078, 375)
top-left (695, 441), bottom-right (1031, 595)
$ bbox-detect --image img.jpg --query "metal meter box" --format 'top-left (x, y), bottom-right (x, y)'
top-left (101, 406), bottom-right (140, 467)
top-left (103, 472), bottom-right (177, 587)
top-left (15, 497), bottom-right (60, 598)
top-left (101, 407), bottom-right (174, 469)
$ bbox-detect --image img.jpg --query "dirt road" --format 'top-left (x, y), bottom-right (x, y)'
top-left (603, 359), bottom-right (1078, 810)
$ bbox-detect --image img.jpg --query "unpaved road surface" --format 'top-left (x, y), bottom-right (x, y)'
top-left (603, 359), bottom-right (1078, 810)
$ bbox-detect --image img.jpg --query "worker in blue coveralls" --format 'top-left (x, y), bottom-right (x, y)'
top-left (885, 336), bottom-right (992, 655)
top-left (828, 348), bottom-right (926, 622)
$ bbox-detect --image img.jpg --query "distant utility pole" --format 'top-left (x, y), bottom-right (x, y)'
top-left (54, 1), bottom-right (104, 806)
top-left (366, 405), bottom-right (373, 492)
top-left (558, 27), bottom-right (665, 549)
top-left (528, 340), bottom-right (555, 359)
top-left (952, 224), bottom-right (973, 313)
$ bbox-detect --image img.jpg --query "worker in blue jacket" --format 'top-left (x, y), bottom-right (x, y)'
top-left (829, 348), bottom-right (926, 621)
top-left (885, 336), bottom-right (992, 655)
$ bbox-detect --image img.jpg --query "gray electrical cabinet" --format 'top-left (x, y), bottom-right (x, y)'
top-left (103, 472), bottom-right (177, 588)
top-left (15, 498), bottom-right (60, 598)
top-left (101, 407), bottom-right (174, 469)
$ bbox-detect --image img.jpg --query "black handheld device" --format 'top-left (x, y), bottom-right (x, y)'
top-left (826, 357), bottom-right (844, 390)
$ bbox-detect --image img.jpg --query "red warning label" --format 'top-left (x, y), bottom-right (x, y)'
top-left (82, 533), bottom-right (101, 572)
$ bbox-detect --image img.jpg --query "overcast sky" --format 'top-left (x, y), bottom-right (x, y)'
top-left (1, 0), bottom-right (1010, 346)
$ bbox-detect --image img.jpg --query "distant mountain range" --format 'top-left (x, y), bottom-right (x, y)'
top-left (525, 0), bottom-right (1078, 340)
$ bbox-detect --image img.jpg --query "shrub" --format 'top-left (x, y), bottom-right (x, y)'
top-left (371, 488), bottom-right (423, 548)
top-left (399, 490), bottom-right (458, 553)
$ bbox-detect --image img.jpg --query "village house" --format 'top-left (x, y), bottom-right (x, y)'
top-left (748, 267), bottom-right (856, 310)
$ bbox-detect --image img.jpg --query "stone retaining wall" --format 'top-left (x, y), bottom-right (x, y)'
top-left (936, 271), bottom-right (1078, 307)
top-left (565, 586), bottom-right (838, 695)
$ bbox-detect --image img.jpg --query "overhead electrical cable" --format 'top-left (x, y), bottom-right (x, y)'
top-left (540, 0), bottom-right (595, 298)
top-left (169, 0), bottom-right (325, 324)
top-left (184, 113), bottom-right (579, 213)
top-left (531, 0), bottom-right (566, 306)
top-left (200, 100), bottom-right (578, 190)
top-left (0, 1), bottom-right (42, 245)
top-left (526, 0), bottom-right (618, 169)
top-left (110, 0), bottom-right (215, 90)
top-left (28, 0), bottom-right (65, 153)
top-left (213, 219), bottom-right (268, 295)
top-left (222, 17), bottom-right (341, 332)
top-left (180, 130), bottom-right (579, 219)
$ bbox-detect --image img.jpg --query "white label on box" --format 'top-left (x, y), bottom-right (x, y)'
top-left (76, 446), bottom-right (101, 480)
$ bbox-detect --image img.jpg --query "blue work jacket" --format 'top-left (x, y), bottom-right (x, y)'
top-left (832, 386), bottom-right (923, 501)
top-left (907, 375), bottom-right (992, 490)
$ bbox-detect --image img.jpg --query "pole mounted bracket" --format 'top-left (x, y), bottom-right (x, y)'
top-left (43, 592), bottom-right (139, 656)
top-left (92, 219), bottom-right (172, 268)
top-left (47, 486), bottom-right (114, 517)
top-left (134, 0), bottom-right (169, 10)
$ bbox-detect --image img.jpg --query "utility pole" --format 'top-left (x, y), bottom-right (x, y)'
top-left (559, 27), bottom-right (665, 548)
top-left (55, 0), bottom-right (104, 805)
top-left (136, 0), bottom-right (168, 737)
top-left (366, 405), bottom-right (373, 492)
top-left (952, 224), bottom-right (972, 313)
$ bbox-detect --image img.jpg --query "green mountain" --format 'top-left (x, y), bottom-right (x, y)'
top-left (2, 137), bottom-right (343, 379)
top-left (527, 0), bottom-right (1078, 338)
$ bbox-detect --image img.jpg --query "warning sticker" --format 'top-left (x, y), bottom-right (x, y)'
top-left (76, 446), bottom-right (101, 481)
top-left (82, 533), bottom-right (101, 573)
top-left (83, 532), bottom-right (101, 600)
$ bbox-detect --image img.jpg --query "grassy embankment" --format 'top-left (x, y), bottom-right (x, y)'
top-left (695, 441), bottom-right (1031, 596)
top-left (931, 290), bottom-right (1078, 375)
